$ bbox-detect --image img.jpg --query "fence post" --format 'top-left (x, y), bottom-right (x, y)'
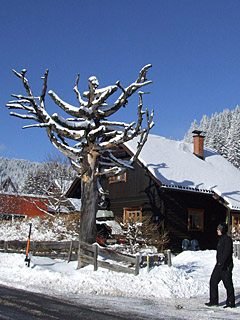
top-left (68, 240), bottom-right (73, 263)
top-left (167, 249), bottom-right (172, 267)
top-left (4, 241), bottom-right (8, 253)
top-left (77, 241), bottom-right (86, 269)
top-left (135, 255), bottom-right (140, 276)
top-left (93, 243), bottom-right (98, 271)
top-left (147, 255), bottom-right (150, 273)
top-left (32, 241), bottom-right (35, 256)
top-left (233, 243), bottom-right (237, 258)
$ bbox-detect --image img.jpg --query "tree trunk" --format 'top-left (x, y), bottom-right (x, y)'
top-left (77, 149), bottom-right (99, 269)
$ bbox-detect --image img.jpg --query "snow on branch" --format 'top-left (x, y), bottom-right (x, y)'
top-left (98, 91), bottom-right (154, 150)
top-left (99, 150), bottom-right (134, 173)
top-left (40, 69), bottom-right (49, 108)
top-left (100, 64), bottom-right (153, 117)
top-left (48, 90), bottom-right (93, 118)
top-left (6, 101), bottom-right (35, 113)
top-left (68, 159), bottom-right (81, 174)
top-left (6, 65), bottom-right (154, 178)
top-left (51, 113), bottom-right (92, 130)
top-left (73, 73), bottom-right (88, 107)
top-left (23, 197), bottom-right (55, 217)
top-left (97, 166), bottom-right (126, 177)
top-left (9, 112), bottom-right (40, 122)
top-left (46, 129), bottom-right (82, 161)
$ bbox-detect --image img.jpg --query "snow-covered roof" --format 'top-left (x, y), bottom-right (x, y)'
top-left (125, 134), bottom-right (240, 211)
top-left (49, 179), bottom-right (73, 192)
top-left (68, 198), bottom-right (81, 211)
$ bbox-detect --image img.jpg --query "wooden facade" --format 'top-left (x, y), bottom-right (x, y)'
top-left (66, 137), bottom-right (240, 253)
top-left (100, 160), bottom-right (229, 252)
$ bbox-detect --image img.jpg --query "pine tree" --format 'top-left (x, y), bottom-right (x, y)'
top-left (184, 106), bottom-right (240, 169)
top-left (184, 119), bottom-right (198, 143)
top-left (226, 111), bottom-right (240, 168)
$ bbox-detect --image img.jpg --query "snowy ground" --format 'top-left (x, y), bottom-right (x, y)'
top-left (0, 219), bottom-right (240, 319)
top-left (0, 251), bottom-right (239, 319)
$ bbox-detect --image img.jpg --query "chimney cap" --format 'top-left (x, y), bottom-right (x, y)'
top-left (192, 130), bottom-right (205, 137)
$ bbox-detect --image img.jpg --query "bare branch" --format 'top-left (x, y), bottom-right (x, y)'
top-left (23, 197), bottom-right (54, 217)
top-left (100, 64), bottom-right (152, 117)
top-left (22, 123), bottom-right (48, 129)
top-left (97, 166), bottom-right (126, 177)
top-left (131, 101), bottom-right (154, 161)
top-left (46, 128), bottom-right (82, 161)
top-left (8, 98), bottom-right (34, 105)
top-left (12, 69), bottom-right (35, 102)
top-left (100, 120), bottom-right (132, 128)
top-left (9, 112), bottom-right (40, 122)
top-left (116, 80), bottom-right (126, 94)
top-left (51, 113), bottom-right (92, 130)
top-left (48, 90), bottom-right (93, 118)
top-left (11, 94), bottom-right (39, 101)
top-left (7, 66), bottom-right (154, 182)
top-left (91, 85), bottom-right (118, 114)
top-left (99, 151), bottom-right (134, 170)
top-left (73, 73), bottom-right (88, 107)
top-left (88, 125), bottom-right (106, 142)
top-left (68, 159), bottom-right (81, 174)
top-left (6, 103), bottom-right (35, 113)
top-left (40, 69), bottom-right (49, 108)
top-left (137, 64), bottom-right (152, 83)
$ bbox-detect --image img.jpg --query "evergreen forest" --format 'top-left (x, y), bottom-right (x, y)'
top-left (184, 105), bottom-right (240, 169)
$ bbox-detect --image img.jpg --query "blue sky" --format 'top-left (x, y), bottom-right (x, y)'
top-left (1, 0), bottom-right (240, 162)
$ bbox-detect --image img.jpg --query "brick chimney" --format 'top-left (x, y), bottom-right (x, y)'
top-left (192, 130), bottom-right (205, 160)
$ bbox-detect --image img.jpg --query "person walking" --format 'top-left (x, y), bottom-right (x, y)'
top-left (205, 222), bottom-right (235, 308)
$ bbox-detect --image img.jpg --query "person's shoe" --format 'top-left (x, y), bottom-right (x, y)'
top-left (223, 304), bottom-right (235, 308)
top-left (205, 302), bottom-right (218, 307)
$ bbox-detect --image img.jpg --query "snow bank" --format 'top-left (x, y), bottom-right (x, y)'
top-left (0, 250), bottom-right (239, 301)
top-left (1, 219), bottom-right (240, 319)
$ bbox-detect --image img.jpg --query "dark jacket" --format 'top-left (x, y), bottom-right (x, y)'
top-left (216, 234), bottom-right (233, 271)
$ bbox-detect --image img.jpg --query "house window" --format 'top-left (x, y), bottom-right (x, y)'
top-left (188, 208), bottom-right (204, 231)
top-left (123, 207), bottom-right (142, 224)
top-left (109, 172), bottom-right (127, 184)
top-left (0, 213), bottom-right (27, 221)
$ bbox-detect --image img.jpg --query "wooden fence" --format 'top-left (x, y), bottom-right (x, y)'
top-left (233, 242), bottom-right (240, 259)
top-left (0, 240), bottom-right (79, 262)
top-left (78, 241), bottom-right (141, 275)
top-left (0, 240), bottom-right (172, 275)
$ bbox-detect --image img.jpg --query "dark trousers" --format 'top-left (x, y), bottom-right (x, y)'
top-left (209, 265), bottom-right (235, 306)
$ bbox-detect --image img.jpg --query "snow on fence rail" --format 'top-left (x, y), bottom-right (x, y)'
top-left (78, 241), bottom-right (141, 275)
top-left (0, 240), bottom-right (172, 275)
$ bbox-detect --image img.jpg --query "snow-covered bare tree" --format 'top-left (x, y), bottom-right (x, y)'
top-left (6, 65), bottom-right (154, 266)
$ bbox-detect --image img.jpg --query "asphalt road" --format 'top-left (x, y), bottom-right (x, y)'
top-left (0, 285), bottom-right (134, 320)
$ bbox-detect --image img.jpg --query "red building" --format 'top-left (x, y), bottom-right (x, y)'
top-left (0, 193), bottom-right (48, 219)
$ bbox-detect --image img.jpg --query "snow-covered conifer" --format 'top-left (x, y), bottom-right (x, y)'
top-left (184, 106), bottom-right (240, 169)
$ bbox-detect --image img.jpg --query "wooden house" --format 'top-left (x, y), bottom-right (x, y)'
top-left (67, 133), bottom-right (240, 252)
